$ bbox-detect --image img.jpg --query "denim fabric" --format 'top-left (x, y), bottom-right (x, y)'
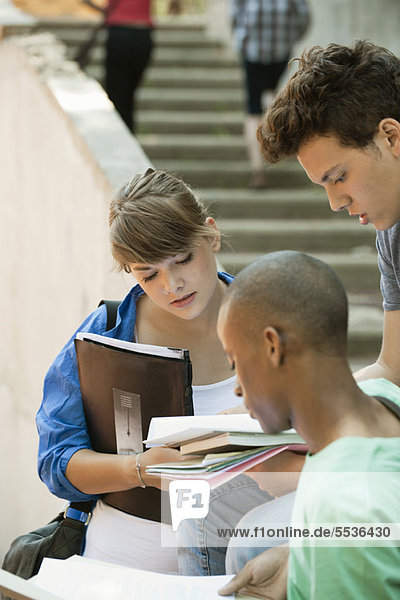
top-left (225, 491), bottom-right (296, 574)
top-left (176, 474), bottom-right (273, 576)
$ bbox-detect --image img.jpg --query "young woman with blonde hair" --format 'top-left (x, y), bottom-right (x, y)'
top-left (36, 169), bottom-right (271, 574)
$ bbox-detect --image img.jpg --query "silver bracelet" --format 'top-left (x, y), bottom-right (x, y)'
top-left (135, 452), bottom-right (146, 488)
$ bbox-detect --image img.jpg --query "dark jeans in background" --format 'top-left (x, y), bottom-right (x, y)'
top-left (244, 57), bottom-right (289, 114)
top-left (106, 25), bottom-right (153, 132)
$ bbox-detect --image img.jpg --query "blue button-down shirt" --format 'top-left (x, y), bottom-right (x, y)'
top-left (36, 272), bottom-right (233, 501)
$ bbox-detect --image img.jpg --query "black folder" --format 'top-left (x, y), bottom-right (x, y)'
top-left (74, 332), bottom-right (193, 522)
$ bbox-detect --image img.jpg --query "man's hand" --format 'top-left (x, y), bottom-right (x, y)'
top-left (218, 546), bottom-right (289, 600)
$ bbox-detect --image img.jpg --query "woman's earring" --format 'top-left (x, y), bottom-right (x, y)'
top-left (124, 264), bottom-right (131, 273)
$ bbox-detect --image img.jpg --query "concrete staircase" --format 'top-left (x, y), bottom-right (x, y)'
top-left (34, 16), bottom-right (383, 365)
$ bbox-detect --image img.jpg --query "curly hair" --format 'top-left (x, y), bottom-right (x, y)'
top-left (258, 40), bottom-right (400, 163)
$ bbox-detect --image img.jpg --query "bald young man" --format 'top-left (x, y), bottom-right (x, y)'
top-left (217, 251), bottom-right (400, 600)
top-left (256, 40), bottom-right (400, 387)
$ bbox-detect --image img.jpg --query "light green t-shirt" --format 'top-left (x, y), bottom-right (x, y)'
top-left (288, 378), bottom-right (400, 600)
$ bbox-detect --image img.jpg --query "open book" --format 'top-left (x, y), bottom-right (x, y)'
top-left (74, 332), bottom-right (193, 521)
top-left (145, 413), bottom-right (304, 454)
top-left (0, 568), bottom-right (63, 600)
top-left (32, 556), bottom-right (236, 600)
top-left (0, 557), bottom-right (259, 600)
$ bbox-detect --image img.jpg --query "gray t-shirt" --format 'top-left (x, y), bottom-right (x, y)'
top-left (376, 222), bottom-right (400, 311)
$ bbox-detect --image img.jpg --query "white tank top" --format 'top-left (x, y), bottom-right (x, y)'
top-left (83, 375), bottom-right (240, 573)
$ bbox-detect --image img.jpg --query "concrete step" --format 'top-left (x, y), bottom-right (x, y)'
top-left (152, 159), bottom-right (312, 188)
top-left (219, 251), bottom-right (380, 293)
top-left (347, 303), bottom-right (383, 358)
top-left (148, 47), bottom-right (238, 69)
top-left (80, 45), bottom-right (238, 68)
top-left (219, 219), bottom-right (376, 253)
top-left (137, 88), bottom-right (245, 112)
top-left (136, 111), bottom-right (244, 135)
top-left (35, 16), bottom-right (207, 29)
top-left (34, 18), bottom-right (222, 50)
top-left (154, 27), bottom-right (224, 48)
top-left (82, 63), bottom-right (242, 93)
top-left (202, 188), bottom-right (345, 219)
top-left (153, 27), bottom-right (223, 49)
top-left (350, 355), bottom-right (382, 372)
top-left (142, 67), bottom-right (243, 89)
top-left (138, 133), bottom-right (247, 160)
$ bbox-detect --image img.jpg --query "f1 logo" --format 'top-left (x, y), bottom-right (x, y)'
top-left (169, 480), bottom-right (211, 531)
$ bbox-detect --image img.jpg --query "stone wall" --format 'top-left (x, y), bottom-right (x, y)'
top-left (0, 33), bottom-right (150, 560)
top-left (303, 0), bottom-right (400, 56)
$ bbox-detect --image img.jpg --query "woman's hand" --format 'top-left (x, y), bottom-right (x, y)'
top-left (79, 0), bottom-right (104, 13)
top-left (140, 446), bottom-right (193, 490)
top-left (218, 546), bottom-right (289, 599)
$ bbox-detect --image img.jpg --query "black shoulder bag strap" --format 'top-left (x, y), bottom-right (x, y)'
top-left (374, 395), bottom-right (400, 420)
top-left (98, 299), bottom-right (120, 331)
top-left (74, 0), bottom-right (124, 68)
top-left (52, 500), bottom-right (95, 560)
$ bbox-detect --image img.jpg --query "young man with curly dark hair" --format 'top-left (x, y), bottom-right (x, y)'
top-left (257, 40), bottom-right (400, 386)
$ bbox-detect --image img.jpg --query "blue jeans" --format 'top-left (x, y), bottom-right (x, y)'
top-left (176, 474), bottom-right (273, 576)
top-left (225, 491), bottom-right (296, 574)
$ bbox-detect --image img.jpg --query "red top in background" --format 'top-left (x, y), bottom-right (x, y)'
top-left (106, 0), bottom-right (152, 27)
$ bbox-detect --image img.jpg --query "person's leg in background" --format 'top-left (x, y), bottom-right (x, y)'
top-left (105, 25), bottom-right (153, 132)
top-left (176, 475), bottom-right (273, 576)
top-left (243, 59), bottom-right (288, 188)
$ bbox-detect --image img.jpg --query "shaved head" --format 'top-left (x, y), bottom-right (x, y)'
top-left (224, 251), bottom-right (348, 356)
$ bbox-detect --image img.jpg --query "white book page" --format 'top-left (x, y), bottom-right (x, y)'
top-left (0, 567), bottom-right (64, 600)
top-left (145, 426), bottom-right (218, 447)
top-left (75, 332), bottom-right (187, 360)
top-left (145, 414), bottom-right (297, 446)
top-left (34, 557), bottom-right (234, 600)
top-left (145, 414), bottom-right (265, 446)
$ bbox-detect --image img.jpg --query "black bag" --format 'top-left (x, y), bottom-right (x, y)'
top-left (1, 300), bottom-right (120, 588)
top-left (73, 0), bottom-right (123, 69)
top-left (74, 22), bottom-right (105, 69)
top-left (1, 502), bottom-right (94, 582)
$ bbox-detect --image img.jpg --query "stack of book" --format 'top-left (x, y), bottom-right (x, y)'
top-left (144, 414), bottom-right (306, 486)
